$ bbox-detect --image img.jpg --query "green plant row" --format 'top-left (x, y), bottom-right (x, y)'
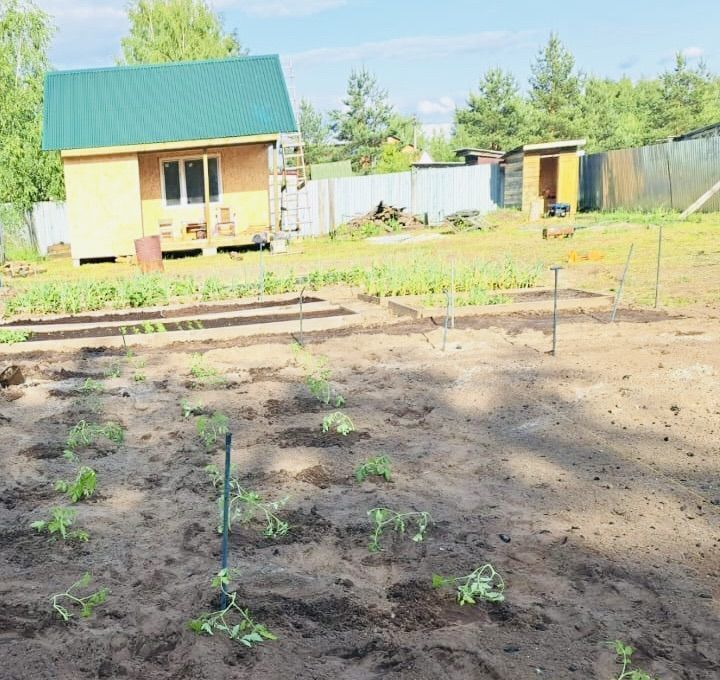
top-left (5, 257), bottom-right (539, 317)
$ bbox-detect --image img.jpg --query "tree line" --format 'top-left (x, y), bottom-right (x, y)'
top-left (1, 0), bottom-right (719, 227)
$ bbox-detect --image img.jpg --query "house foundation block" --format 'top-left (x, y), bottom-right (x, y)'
top-left (202, 247), bottom-right (217, 257)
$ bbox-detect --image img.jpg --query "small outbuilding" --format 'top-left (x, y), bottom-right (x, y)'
top-left (42, 55), bottom-right (297, 264)
top-left (501, 140), bottom-right (585, 216)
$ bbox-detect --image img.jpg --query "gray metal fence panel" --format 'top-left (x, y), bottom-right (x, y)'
top-left (580, 137), bottom-right (720, 213)
top-left (0, 201), bottom-right (69, 255)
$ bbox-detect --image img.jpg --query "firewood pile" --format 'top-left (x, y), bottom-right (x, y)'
top-left (2, 261), bottom-right (46, 278)
top-left (346, 202), bottom-right (425, 232)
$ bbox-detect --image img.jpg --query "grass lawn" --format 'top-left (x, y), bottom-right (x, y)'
top-left (6, 210), bottom-right (720, 309)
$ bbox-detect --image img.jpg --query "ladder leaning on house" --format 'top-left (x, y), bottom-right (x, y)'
top-left (279, 132), bottom-right (311, 234)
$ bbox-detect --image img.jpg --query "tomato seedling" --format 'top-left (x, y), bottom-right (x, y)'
top-left (355, 455), bottom-right (392, 482)
top-left (196, 412), bottom-right (230, 450)
top-left (609, 641), bottom-right (658, 680)
top-left (30, 507), bottom-right (89, 542)
top-left (432, 564), bottom-right (505, 605)
top-left (188, 569), bottom-right (276, 648)
top-left (54, 466), bottom-right (97, 503)
top-left (367, 508), bottom-right (432, 552)
top-left (51, 573), bottom-right (108, 621)
top-left (322, 412), bottom-right (355, 436)
top-left (222, 479), bottom-right (289, 537)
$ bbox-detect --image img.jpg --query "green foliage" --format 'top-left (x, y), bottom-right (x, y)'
top-left (330, 68), bottom-right (394, 173)
top-left (188, 569), bottom-right (276, 647)
top-left (51, 572), bottom-right (108, 621)
top-left (189, 352), bottom-right (225, 385)
top-left (432, 564), bottom-right (505, 605)
top-left (0, 0), bottom-right (64, 262)
top-left (455, 68), bottom-right (529, 151)
top-left (65, 420), bottom-right (124, 455)
top-left (367, 508), bottom-right (432, 552)
top-left (181, 398), bottom-right (204, 418)
top-left (120, 0), bottom-right (244, 65)
top-left (0, 328), bottom-right (30, 344)
top-left (196, 412), bottom-right (229, 449)
top-left (204, 462), bottom-right (237, 488)
top-left (54, 466), bottom-right (97, 503)
top-left (375, 142), bottom-right (415, 174)
top-left (355, 455), bottom-right (392, 483)
top-left (292, 344), bottom-right (345, 407)
top-left (220, 479), bottom-right (289, 537)
top-left (321, 411), bottom-right (355, 436)
top-left (80, 378), bottom-right (103, 394)
top-left (422, 289), bottom-right (511, 308)
top-left (30, 507), bottom-right (88, 541)
top-left (609, 641), bottom-right (657, 680)
top-left (299, 98), bottom-right (334, 166)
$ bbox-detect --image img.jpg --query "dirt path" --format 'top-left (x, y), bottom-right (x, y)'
top-left (0, 310), bottom-right (718, 679)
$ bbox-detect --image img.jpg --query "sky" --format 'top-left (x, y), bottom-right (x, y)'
top-left (36, 0), bottom-right (720, 132)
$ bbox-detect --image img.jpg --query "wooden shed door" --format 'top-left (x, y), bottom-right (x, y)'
top-left (539, 156), bottom-right (559, 211)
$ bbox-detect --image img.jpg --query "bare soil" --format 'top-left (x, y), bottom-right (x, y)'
top-left (0, 308), bottom-right (718, 679)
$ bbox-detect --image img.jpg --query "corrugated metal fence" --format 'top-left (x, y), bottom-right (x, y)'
top-left (580, 136), bottom-right (720, 213)
top-left (303, 164), bottom-right (502, 236)
top-left (0, 202), bottom-right (69, 255)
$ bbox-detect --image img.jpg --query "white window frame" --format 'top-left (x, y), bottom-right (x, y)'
top-left (159, 154), bottom-right (223, 208)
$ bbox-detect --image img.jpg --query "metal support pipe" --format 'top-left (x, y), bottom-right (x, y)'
top-left (550, 266), bottom-right (563, 355)
top-left (220, 432), bottom-right (232, 609)
top-left (654, 225), bottom-right (663, 309)
top-left (611, 244), bottom-right (634, 323)
top-left (442, 291), bottom-right (450, 352)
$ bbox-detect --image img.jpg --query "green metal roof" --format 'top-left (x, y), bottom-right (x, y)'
top-left (42, 55), bottom-right (297, 151)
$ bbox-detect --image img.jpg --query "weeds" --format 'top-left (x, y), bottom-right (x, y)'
top-left (222, 480), bottom-right (289, 537)
top-left (196, 412), bottom-right (230, 449)
top-left (322, 412), bottom-right (355, 436)
top-left (355, 455), bottom-right (392, 482)
top-left (103, 361), bottom-right (122, 378)
top-left (0, 328), bottom-right (31, 344)
top-left (30, 507), bottom-right (88, 541)
top-left (50, 573), bottom-right (108, 621)
top-left (188, 569), bottom-right (276, 647)
top-left (367, 508), bottom-right (432, 552)
top-left (609, 641), bottom-right (657, 680)
top-left (432, 564), bottom-right (505, 605)
top-left (79, 378), bottom-right (103, 394)
top-left (189, 353), bottom-right (225, 385)
top-left (54, 466), bottom-right (97, 503)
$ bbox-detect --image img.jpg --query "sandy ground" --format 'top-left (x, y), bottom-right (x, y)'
top-left (0, 307), bottom-right (718, 679)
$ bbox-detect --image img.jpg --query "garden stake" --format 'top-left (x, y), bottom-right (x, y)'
top-left (550, 266), bottom-right (563, 355)
top-left (442, 291), bottom-right (450, 351)
top-left (654, 225), bottom-right (663, 308)
top-left (299, 286), bottom-right (306, 346)
top-left (450, 259), bottom-right (456, 329)
top-left (610, 243), bottom-right (634, 323)
top-left (258, 243), bottom-right (265, 302)
top-left (220, 432), bottom-right (232, 609)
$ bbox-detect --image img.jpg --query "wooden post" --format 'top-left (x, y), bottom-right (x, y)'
top-left (202, 151), bottom-right (211, 243)
top-left (680, 178), bottom-right (720, 219)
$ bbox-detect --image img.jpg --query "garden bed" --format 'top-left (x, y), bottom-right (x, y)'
top-left (0, 312), bottom-right (718, 678)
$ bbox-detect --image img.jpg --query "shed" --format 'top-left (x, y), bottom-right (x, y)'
top-left (454, 148), bottom-right (504, 165)
top-left (42, 55), bottom-right (296, 264)
top-left (501, 140), bottom-right (585, 216)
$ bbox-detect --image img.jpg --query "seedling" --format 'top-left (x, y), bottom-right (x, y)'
top-left (355, 455), bottom-right (392, 483)
top-left (80, 378), bottom-right (103, 394)
top-left (220, 479), bottom-right (289, 537)
top-left (30, 507), bottom-right (89, 541)
top-left (322, 412), bottom-right (355, 436)
top-left (293, 344), bottom-right (345, 407)
top-left (204, 463), bottom-right (238, 488)
top-left (50, 573), bottom-right (108, 621)
top-left (367, 508), bottom-right (432, 552)
top-left (65, 420), bottom-right (125, 454)
top-left (181, 398), bottom-right (205, 418)
top-left (0, 328), bottom-right (31, 344)
top-left (196, 412), bottom-right (230, 449)
top-left (609, 641), bottom-right (657, 680)
top-left (432, 564), bottom-right (505, 605)
top-left (54, 466), bottom-right (97, 503)
top-left (104, 361), bottom-right (122, 378)
top-left (189, 353), bottom-right (225, 385)
top-left (133, 371), bottom-right (146, 382)
top-left (188, 569), bottom-right (276, 647)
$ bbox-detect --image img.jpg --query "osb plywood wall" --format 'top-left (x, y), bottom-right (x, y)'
top-left (64, 153), bottom-right (143, 259)
top-left (521, 150), bottom-right (580, 215)
top-left (138, 143), bottom-right (270, 237)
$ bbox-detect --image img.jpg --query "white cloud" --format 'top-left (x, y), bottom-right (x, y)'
top-left (681, 46), bottom-right (704, 59)
top-left (421, 122), bottom-right (453, 139)
top-left (214, 0), bottom-right (347, 17)
top-left (289, 31), bottom-right (531, 66)
top-left (417, 97), bottom-right (455, 115)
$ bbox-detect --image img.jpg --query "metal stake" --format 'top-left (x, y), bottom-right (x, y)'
top-left (654, 224), bottom-right (663, 309)
top-left (550, 266), bottom-right (563, 355)
top-left (442, 290), bottom-right (450, 351)
top-left (450, 259), bottom-right (456, 329)
top-left (611, 243), bottom-right (634, 323)
top-left (258, 243), bottom-right (265, 302)
top-left (220, 432), bottom-right (232, 609)
top-left (299, 286), bottom-right (305, 346)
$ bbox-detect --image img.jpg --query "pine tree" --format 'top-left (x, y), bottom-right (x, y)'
top-left (298, 99), bottom-right (332, 166)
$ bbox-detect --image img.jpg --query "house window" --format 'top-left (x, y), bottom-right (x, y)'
top-left (161, 156), bottom-right (221, 207)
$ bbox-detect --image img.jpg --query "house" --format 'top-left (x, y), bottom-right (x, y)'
top-left (501, 140), bottom-right (586, 216)
top-left (42, 55), bottom-right (296, 265)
